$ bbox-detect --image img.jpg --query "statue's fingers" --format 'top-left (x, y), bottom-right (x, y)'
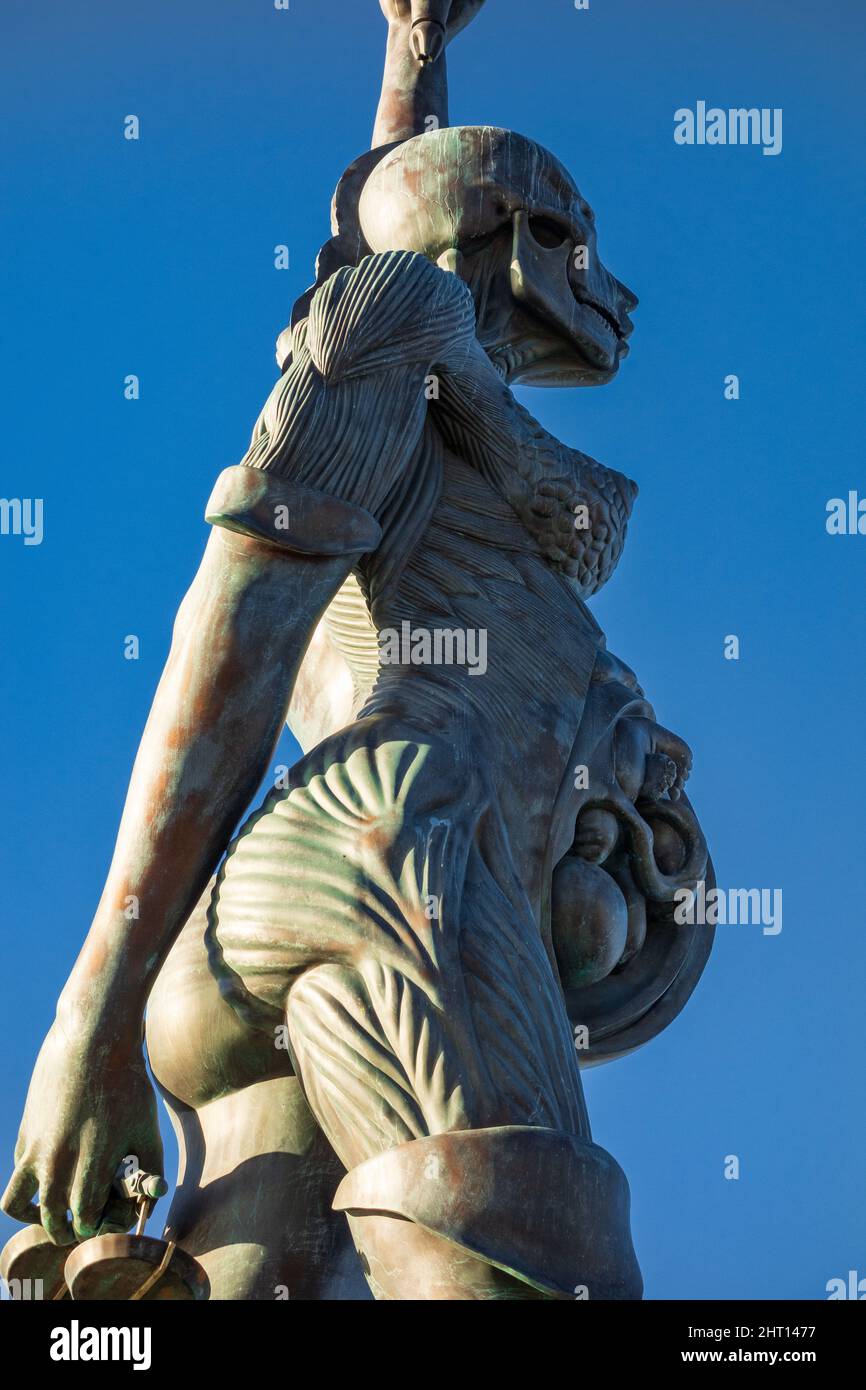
top-left (134, 1135), bottom-right (166, 1189)
top-left (379, 0), bottom-right (411, 22)
top-left (0, 1166), bottom-right (40, 1224)
top-left (450, 0), bottom-right (486, 32)
top-left (39, 1180), bottom-right (76, 1247)
top-left (96, 1193), bottom-right (137, 1237)
top-left (70, 1163), bottom-right (115, 1242)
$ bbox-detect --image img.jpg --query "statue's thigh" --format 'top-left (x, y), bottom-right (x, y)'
top-left (146, 895), bottom-right (369, 1300)
top-left (147, 887), bottom-right (291, 1110)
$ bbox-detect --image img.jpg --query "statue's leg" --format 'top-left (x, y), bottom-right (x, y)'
top-left (285, 956), bottom-right (641, 1302)
top-left (208, 730), bottom-right (643, 1301)
top-left (145, 897), bottom-right (370, 1301)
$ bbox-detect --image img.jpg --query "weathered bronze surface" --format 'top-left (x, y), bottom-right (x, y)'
top-left (2, 0), bottom-right (713, 1300)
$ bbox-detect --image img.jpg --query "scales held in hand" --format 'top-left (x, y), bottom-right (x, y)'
top-left (0, 1168), bottom-right (208, 1301)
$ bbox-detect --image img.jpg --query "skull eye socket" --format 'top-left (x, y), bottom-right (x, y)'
top-left (528, 216), bottom-right (570, 249)
top-left (459, 226), bottom-right (509, 257)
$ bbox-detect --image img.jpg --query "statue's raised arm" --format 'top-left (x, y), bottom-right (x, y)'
top-left (373, 0), bottom-right (486, 145)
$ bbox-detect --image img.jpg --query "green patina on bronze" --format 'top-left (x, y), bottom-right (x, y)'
top-left (2, 0), bottom-right (713, 1302)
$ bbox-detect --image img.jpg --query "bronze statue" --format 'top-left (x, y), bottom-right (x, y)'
top-left (1, 0), bottom-right (713, 1300)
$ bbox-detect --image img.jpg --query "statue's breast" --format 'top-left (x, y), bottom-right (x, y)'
top-left (288, 430), bottom-right (603, 753)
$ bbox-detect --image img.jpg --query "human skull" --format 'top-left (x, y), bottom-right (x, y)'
top-left (358, 125), bottom-right (638, 387)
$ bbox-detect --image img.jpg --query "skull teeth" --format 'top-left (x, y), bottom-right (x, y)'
top-left (579, 300), bottom-right (620, 338)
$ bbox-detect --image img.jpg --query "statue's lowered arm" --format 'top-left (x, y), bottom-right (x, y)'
top-left (0, 512), bottom-right (377, 1244)
top-left (67, 529), bottom-right (376, 1028)
top-left (1, 244), bottom-right (477, 1245)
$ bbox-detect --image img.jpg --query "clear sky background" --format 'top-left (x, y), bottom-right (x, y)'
top-left (2, 0), bottom-right (864, 1300)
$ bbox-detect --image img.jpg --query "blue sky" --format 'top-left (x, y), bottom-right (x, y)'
top-left (2, 0), bottom-right (864, 1299)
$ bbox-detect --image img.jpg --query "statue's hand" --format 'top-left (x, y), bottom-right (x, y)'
top-left (379, 1), bottom-right (486, 49)
top-left (380, 0), bottom-right (416, 20)
top-left (443, 0), bottom-right (487, 42)
top-left (1, 1018), bottom-right (162, 1245)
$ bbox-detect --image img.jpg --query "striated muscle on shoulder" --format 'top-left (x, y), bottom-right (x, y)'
top-left (223, 251), bottom-right (477, 525)
top-left (306, 250), bottom-right (476, 383)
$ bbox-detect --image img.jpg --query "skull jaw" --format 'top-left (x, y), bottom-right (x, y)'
top-left (497, 338), bottom-right (627, 389)
top-left (477, 298), bottom-right (628, 389)
top-left (505, 211), bottom-right (631, 387)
